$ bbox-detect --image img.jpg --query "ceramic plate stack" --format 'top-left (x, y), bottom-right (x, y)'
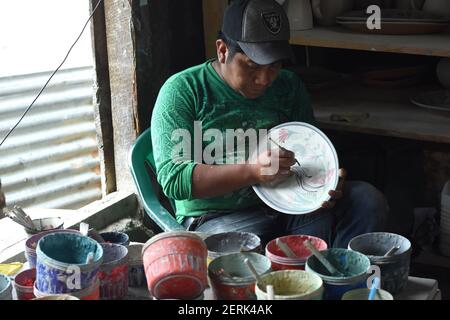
top-left (410, 90), bottom-right (450, 114)
top-left (440, 181), bottom-right (450, 256)
top-left (336, 9), bottom-right (450, 34)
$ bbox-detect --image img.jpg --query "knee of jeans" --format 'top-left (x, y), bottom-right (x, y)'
top-left (349, 181), bottom-right (388, 230)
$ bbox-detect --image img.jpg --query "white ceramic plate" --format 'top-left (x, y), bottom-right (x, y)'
top-left (252, 122), bottom-right (339, 215)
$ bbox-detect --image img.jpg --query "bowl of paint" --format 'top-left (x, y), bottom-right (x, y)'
top-left (127, 243), bottom-right (146, 287)
top-left (255, 270), bottom-right (323, 300)
top-left (99, 231), bottom-right (130, 246)
top-left (348, 232), bottom-right (412, 294)
top-left (0, 273), bottom-right (12, 300)
top-left (265, 235), bottom-right (328, 270)
top-left (208, 252), bottom-right (272, 300)
top-left (25, 228), bottom-right (81, 268)
top-left (142, 231), bottom-right (208, 300)
top-left (341, 287), bottom-right (394, 300)
top-left (24, 217), bottom-right (64, 236)
top-left (13, 268), bottom-right (36, 300)
top-left (204, 232), bottom-right (261, 265)
top-left (305, 248), bottom-right (370, 300)
top-left (99, 243), bottom-right (129, 300)
top-left (36, 232), bottom-right (103, 295)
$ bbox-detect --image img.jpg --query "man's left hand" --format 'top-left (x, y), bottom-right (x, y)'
top-left (321, 168), bottom-right (347, 210)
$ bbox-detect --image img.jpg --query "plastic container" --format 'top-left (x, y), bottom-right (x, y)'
top-left (255, 270), bottom-right (323, 300)
top-left (208, 252), bottom-right (272, 300)
top-left (204, 232), bottom-right (261, 265)
top-left (265, 235), bottom-right (327, 270)
top-left (348, 232), bottom-right (411, 294)
top-left (142, 231), bottom-right (208, 300)
top-left (127, 243), bottom-right (146, 287)
top-left (36, 232), bottom-right (103, 294)
top-left (99, 231), bottom-right (130, 246)
top-left (25, 229), bottom-right (81, 268)
top-left (342, 288), bottom-right (394, 300)
top-left (24, 217), bottom-right (64, 237)
top-left (0, 273), bottom-right (12, 300)
top-left (13, 268), bottom-right (36, 300)
top-left (99, 243), bottom-right (129, 300)
top-left (305, 248), bottom-right (370, 300)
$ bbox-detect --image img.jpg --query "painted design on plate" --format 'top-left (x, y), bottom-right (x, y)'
top-left (253, 122), bottom-right (339, 215)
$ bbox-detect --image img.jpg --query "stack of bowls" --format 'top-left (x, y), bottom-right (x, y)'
top-left (348, 232), bottom-right (411, 294)
top-left (305, 248), bottom-right (371, 300)
top-left (35, 232), bottom-right (103, 299)
top-left (204, 232), bottom-right (261, 265)
top-left (208, 252), bottom-right (271, 300)
top-left (142, 231), bottom-right (208, 300)
top-left (255, 270), bottom-right (323, 300)
top-left (265, 235), bottom-right (327, 270)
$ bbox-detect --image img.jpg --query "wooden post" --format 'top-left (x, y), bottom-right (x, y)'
top-left (90, 0), bottom-right (116, 196)
top-left (103, 0), bottom-right (140, 192)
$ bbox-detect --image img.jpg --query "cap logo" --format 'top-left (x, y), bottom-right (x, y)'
top-left (261, 12), bottom-right (281, 35)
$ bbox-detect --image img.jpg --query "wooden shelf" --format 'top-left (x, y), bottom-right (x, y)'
top-left (311, 84), bottom-right (450, 144)
top-left (291, 27), bottom-right (450, 57)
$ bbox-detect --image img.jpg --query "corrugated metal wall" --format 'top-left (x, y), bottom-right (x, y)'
top-left (0, 67), bottom-right (102, 209)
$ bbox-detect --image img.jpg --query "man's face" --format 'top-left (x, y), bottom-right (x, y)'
top-left (224, 52), bottom-right (282, 99)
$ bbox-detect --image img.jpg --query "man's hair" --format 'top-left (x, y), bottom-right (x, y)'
top-left (217, 31), bottom-right (244, 63)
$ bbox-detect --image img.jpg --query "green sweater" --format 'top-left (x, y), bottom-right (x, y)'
top-left (150, 59), bottom-right (315, 223)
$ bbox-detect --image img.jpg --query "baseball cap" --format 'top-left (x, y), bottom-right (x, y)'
top-left (222, 0), bottom-right (294, 65)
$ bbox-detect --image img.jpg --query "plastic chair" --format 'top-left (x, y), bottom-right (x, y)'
top-left (129, 128), bottom-right (185, 232)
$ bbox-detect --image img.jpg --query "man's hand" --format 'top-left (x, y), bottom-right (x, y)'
top-left (249, 147), bottom-right (296, 184)
top-left (321, 168), bottom-right (347, 209)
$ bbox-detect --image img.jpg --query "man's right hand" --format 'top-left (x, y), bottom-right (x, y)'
top-left (248, 147), bottom-right (296, 184)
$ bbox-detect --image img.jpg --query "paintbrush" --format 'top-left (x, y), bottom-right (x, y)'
top-left (304, 240), bottom-right (344, 277)
top-left (266, 285), bottom-right (275, 300)
top-left (244, 258), bottom-right (262, 283)
top-left (13, 206), bottom-right (34, 228)
top-left (384, 245), bottom-right (400, 257)
top-left (368, 277), bottom-right (380, 300)
top-left (269, 137), bottom-right (301, 167)
top-left (276, 238), bottom-right (297, 258)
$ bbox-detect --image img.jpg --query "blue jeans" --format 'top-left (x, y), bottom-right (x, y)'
top-left (188, 181), bottom-right (388, 248)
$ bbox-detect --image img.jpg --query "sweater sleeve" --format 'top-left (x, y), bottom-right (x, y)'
top-left (150, 78), bottom-right (198, 201)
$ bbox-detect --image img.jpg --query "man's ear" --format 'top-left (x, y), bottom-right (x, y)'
top-left (216, 39), bottom-right (228, 64)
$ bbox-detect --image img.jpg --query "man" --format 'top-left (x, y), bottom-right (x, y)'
top-left (151, 0), bottom-right (387, 247)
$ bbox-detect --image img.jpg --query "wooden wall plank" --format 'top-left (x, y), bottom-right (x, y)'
top-left (103, 0), bottom-right (140, 192)
top-left (202, 0), bottom-right (229, 59)
top-left (90, 0), bottom-right (116, 196)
